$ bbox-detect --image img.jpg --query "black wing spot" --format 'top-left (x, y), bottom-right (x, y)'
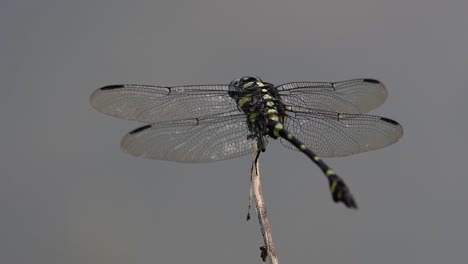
top-left (380, 117), bottom-right (399, 126)
top-left (129, 125), bottom-right (152, 134)
top-left (363, 79), bottom-right (381, 84)
top-left (100, 85), bottom-right (125, 91)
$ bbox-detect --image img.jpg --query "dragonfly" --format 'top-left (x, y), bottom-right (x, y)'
top-left (90, 76), bottom-right (403, 209)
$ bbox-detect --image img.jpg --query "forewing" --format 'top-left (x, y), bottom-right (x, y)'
top-left (281, 108), bottom-right (403, 157)
top-left (90, 84), bottom-right (236, 123)
top-left (121, 115), bottom-right (254, 162)
top-left (277, 79), bottom-right (387, 114)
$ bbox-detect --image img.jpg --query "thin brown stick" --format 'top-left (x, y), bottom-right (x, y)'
top-left (251, 144), bottom-right (279, 264)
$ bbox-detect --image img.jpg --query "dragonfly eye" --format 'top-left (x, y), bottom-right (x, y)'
top-left (228, 78), bottom-right (242, 98)
top-left (229, 79), bottom-right (240, 87)
top-left (232, 76), bottom-right (262, 88)
top-left (243, 76), bottom-right (262, 83)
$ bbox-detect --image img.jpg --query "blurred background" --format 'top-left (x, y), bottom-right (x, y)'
top-left (2, 0), bottom-right (467, 263)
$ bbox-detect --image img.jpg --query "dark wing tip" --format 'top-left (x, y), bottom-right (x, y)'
top-left (99, 85), bottom-right (125, 91)
top-left (129, 125), bottom-right (152, 135)
top-left (362, 79), bottom-right (381, 84)
top-left (380, 117), bottom-right (400, 126)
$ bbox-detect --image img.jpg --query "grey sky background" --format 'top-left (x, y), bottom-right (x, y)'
top-left (2, 0), bottom-right (468, 263)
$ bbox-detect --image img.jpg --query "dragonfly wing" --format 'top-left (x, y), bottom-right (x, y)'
top-left (280, 108), bottom-right (403, 157)
top-left (278, 79), bottom-right (387, 114)
top-left (90, 84), bottom-right (236, 123)
top-left (121, 115), bottom-right (254, 162)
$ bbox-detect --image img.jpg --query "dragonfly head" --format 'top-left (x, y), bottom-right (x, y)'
top-left (228, 76), bottom-right (264, 98)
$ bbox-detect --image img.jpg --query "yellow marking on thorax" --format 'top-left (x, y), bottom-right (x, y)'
top-left (326, 169), bottom-right (335, 176)
top-left (269, 116), bottom-right (279, 121)
top-left (238, 96), bottom-right (250, 107)
top-left (249, 112), bottom-right (259, 122)
top-left (267, 109), bottom-right (278, 115)
top-left (243, 81), bottom-right (254, 88)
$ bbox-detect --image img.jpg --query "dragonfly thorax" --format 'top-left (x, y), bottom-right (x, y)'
top-left (228, 76), bottom-right (286, 151)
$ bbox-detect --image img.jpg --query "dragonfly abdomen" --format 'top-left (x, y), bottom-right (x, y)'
top-left (266, 119), bottom-right (358, 209)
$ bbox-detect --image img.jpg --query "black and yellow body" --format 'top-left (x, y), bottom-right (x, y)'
top-left (229, 76), bottom-right (357, 208)
top-left (91, 75), bottom-right (403, 209)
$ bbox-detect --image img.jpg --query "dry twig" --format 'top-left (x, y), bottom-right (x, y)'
top-left (250, 144), bottom-right (279, 264)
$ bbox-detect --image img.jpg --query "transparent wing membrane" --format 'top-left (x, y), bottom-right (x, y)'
top-left (281, 107), bottom-right (403, 157)
top-left (90, 84), bottom-right (236, 123)
top-left (91, 78), bottom-right (401, 161)
top-left (277, 79), bottom-right (387, 114)
top-left (121, 115), bottom-right (254, 162)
